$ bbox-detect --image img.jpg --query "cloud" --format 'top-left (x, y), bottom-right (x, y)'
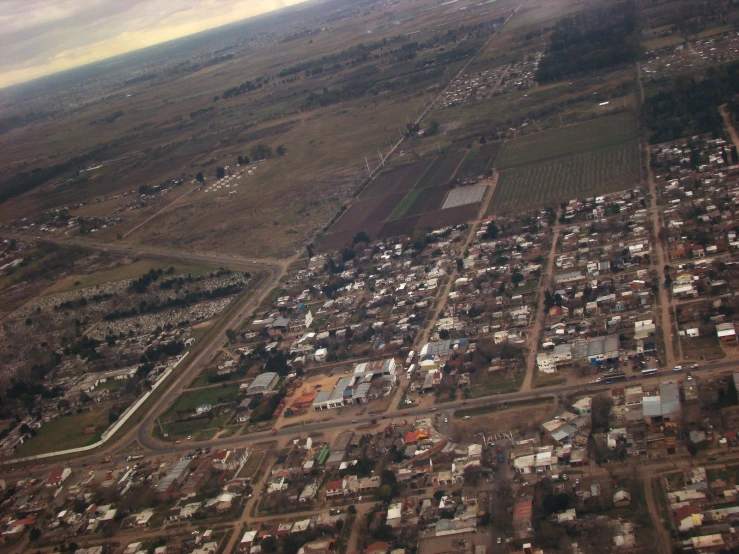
top-left (0, 0), bottom-right (308, 88)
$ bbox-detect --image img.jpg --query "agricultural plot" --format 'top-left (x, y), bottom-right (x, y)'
top-left (330, 192), bottom-right (406, 234)
top-left (359, 159), bottom-right (434, 199)
top-left (389, 186), bottom-right (448, 220)
top-left (489, 141), bottom-right (640, 215)
top-left (494, 111), bottom-right (638, 168)
top-left (414, 151), bottom-right (467, 189)
top-left (442, 184), bottom-right (488, 209)
top-left (457, 142), bottom-right (502, 180)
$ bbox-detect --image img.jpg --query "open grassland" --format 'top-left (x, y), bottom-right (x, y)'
top-left (12, 407), bottom-right (106, 458)
top-left (642, 25), bottom-right (735, 51)
top-left (42, 255), bottom-right (228, 295)
top-left (489, 141), bottom-right (640, 214)
top-left (494, 111), bottom-right (639, 168)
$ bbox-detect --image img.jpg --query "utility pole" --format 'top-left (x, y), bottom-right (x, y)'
top-left (496, 126), bottom-right (502, 141)
top-left (437, 142), bottom-right (442, 154)
top-left (378, 149), bottom-right (385, 167)
top-left (558, 113), bottom-right (563, 126)
top-left (398, 125), bottom-right (403, 138)
top-left (415, 107), bottom-right (419, 119)
top-left (365, 157), bottom-right (371, 176)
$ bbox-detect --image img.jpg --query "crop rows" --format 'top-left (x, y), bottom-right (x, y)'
top-left (495, 111), bottom-right (639, 168)
top-left (489, 141), bottom-right (640, 215)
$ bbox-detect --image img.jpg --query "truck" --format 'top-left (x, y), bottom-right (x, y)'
top-left (100, 457), bottom-right (111, 464)
top-left (126, 455), bottom-right (144, 462)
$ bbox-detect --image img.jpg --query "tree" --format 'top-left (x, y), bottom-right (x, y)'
top-left (226, 329), bottom-right (237, 344)
top-left (196, 172), bottom-right (204, 183)
top-left (425, 120), bottom-right (440, 136)
top-left (139, 184), bottom-right (149, 194)
top-left (276, 144), bottom-right (287, 157)
top-left (216, 167), bottom-right (225, 179)
top-left (456, 258), bottom-right (464, 271)
top-left (251, 144), bottom-right (273, 161)
top-left (463, 465), bottom-right (482, 485)
top-left (29, 527), bottom-right (41, 541)
top-left (353, 231), bottom-right (370, 244)
top-left (348, 504), bottom-right (357, 515)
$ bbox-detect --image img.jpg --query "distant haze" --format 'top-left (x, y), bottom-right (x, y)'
top-left (0, 0), bottom-right (309, 88)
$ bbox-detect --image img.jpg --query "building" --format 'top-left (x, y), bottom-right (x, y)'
top-left (246, 372), bottom-right (280, 395)
top-left (643, 382), bottom-right (681, 424)
top-left (211, 449), bottom-right (249, 472)
top-left (717, 322), bottom-right (737, 342)
top-left (536, 353), bottom-right (557, 373)
top-left (46, 467), bottom-right (71, 488)
top-left (154, 458), bottom-right (191, 498)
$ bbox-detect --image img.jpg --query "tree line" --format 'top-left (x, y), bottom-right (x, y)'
top-left (535, 1), bottom-right (643, 83)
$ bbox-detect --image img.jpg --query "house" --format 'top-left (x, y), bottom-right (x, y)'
top-left (613, 489), bottom-right (631, 507)
top-left (239, 530), bottom-right (257, 551)
top-left (364, 542), bottom-right (389, 554)
top-left (298, 539), bottom-right (336, 554)
top-left (196, 404), bottom-right (212, 414)
top-left (571, 397), bottom-right (591, 416)
top-left (325, 479), bottom-right (346, 498)
top-left (46, 467), bottom-right (71, 488)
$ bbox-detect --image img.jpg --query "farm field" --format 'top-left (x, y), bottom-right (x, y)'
top-left (457, 142), bottom-right (502, 180)
top-left (359, 159), bottom-right (434, 199)
top-left (489, 141), bottom-right (640, 215)
top-left (414, 151), bottom-right (466, 189)
top-left (494, 111), bottom-right (639, 168)
top-left (389, 186), bottom-right (448, 220)
top-left (317, 148), bottom-right (477, 249)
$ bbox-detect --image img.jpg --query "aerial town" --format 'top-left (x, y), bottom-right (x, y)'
top-left (3, 0), bottom-right (739, 553)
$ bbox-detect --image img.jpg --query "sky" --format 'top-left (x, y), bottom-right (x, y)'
top-left (0, 0), bottom-right (309, 88)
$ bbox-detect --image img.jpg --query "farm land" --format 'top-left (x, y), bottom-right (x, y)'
top-left (488, 112), bottom-right (642, 214)
top-left (0, 0), bottom-right (524, 259)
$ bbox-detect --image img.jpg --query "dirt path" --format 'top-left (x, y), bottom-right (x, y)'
top-left (719, 105), bottom-right (739, 152)
top-left (346, 502), bottom-right (375, 554)
top-left (521, 214), bottom-right (561, 392)
top-left (645, 476), bottom-right (671, 554)
top-left (415, 171), bottom-right (499, 349)
top-left (637, 62), bottom-right (677, 368)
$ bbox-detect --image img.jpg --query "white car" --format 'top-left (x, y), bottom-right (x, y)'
top-left (444, 418), bottom-right (449, 423)
top-left (463, 416), bottom-right (471, 420)
top-left (497, 537), bottom-right (502, 545)
top-left (673, 365), bottom-right (683, 372)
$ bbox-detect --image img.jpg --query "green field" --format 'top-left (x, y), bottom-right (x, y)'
top-left (164, 384), bottom-right (241, 418)
top-left (494, 112), bottom-right (638, 169)
top-left (13, 408), bottom-right (106, 458)
top-left (458, 142), bottom-right (502, 179)
top-left (411, 157), bottom-right (444, 189)
top-left (489, 141), bottom-right (641, 215)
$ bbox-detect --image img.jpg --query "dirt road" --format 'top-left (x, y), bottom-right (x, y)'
top-left (644, 476), bottom-right (671, 554)
top-left (521, 215), bottom-right (561, 392)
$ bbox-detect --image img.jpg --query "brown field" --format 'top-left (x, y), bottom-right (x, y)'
top-left (329, 192), bottom-right (406, 234)
top-left (359, 159), bottom-right (434, 199)
top-left (0, 0), bottom-right (525, 259)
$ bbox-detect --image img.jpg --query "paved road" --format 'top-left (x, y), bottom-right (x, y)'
top-left (129, 358), bottom-right (738, 456)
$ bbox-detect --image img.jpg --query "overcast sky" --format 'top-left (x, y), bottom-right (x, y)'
top-left (0, 0), bottom-right (308, 88)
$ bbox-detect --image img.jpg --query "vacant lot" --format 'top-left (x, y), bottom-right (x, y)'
top-left (13, 407), bottom-right (107, 458)
top-left (489, 141), bottom-right (640, 214)
top-left (494, 111), bottom-right (638, 168)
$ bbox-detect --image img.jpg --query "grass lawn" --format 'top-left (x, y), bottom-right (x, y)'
top-left (412, 158), bottom-right (444, 190)
top-left (163, 384), bottom-right (241, 419)
top-left (13, 407), bottom-right (107, 458)
top-left (389, 189), bottom-right (424, 220)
